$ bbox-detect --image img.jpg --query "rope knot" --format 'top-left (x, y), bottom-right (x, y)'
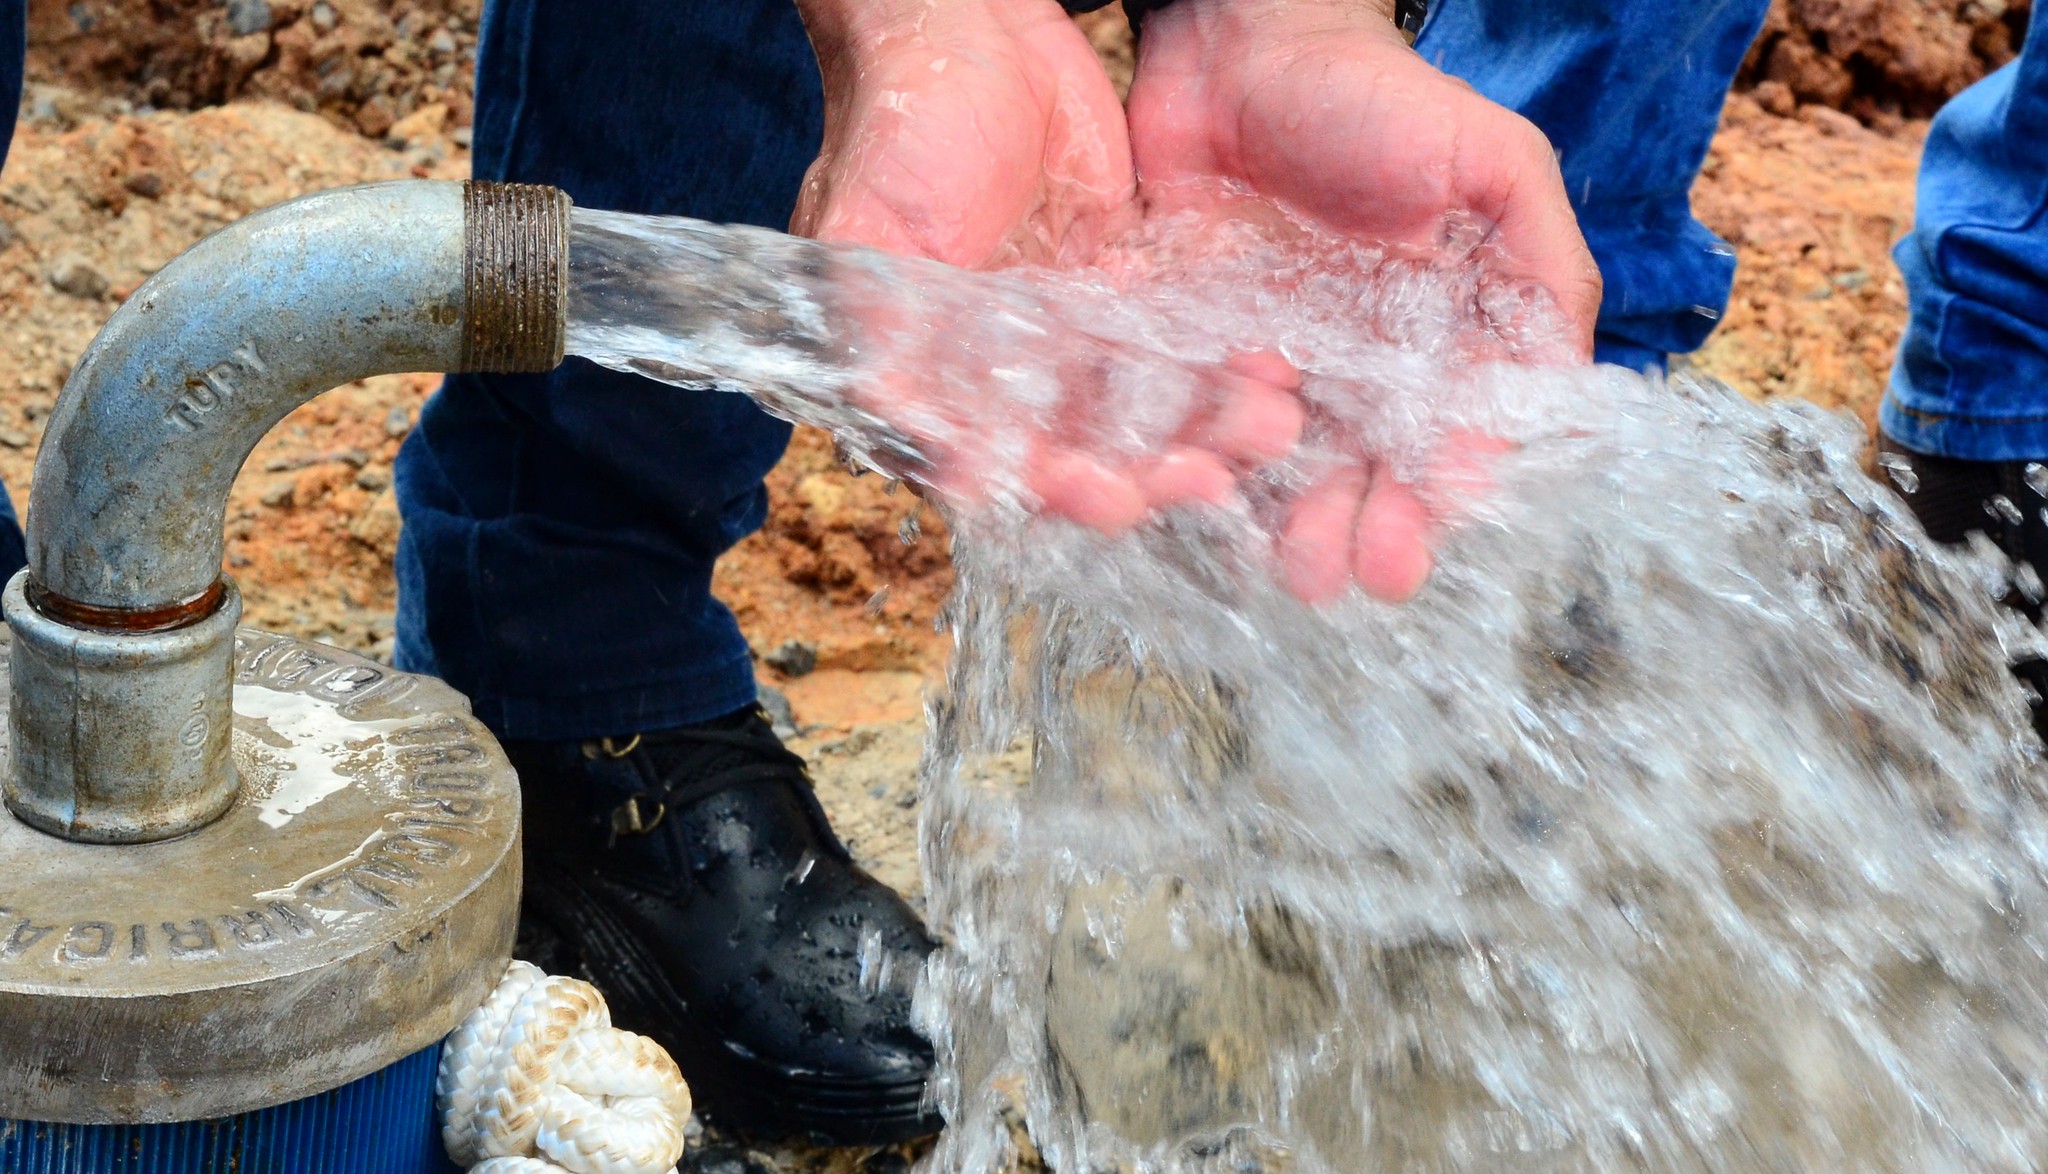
top-left (439, 961), bottom-right (693, 1174)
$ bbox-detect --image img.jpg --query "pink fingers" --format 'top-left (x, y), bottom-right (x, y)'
top-left (1030, 449), bottom-right (1150, 534)
top-left (1199, 374), bottom-right (1306, 463)
top-left (1419, 429), bottom-right (1514, 519)
top-left (1351, 469), bottom-right (1434, 603)
top-left (1137, 447), bottom-right (1238, 509)
top-left (1222, 349), bottom-right (1303, 392)
top-left (1279, 463), bottom-right (1438, 605)
top-left (1183, 350), bottom-right (1306, 464)
top-left (1279, 467), bottom-right (1369, 604)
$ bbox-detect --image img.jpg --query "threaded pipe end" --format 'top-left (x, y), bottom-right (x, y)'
top-left (461, 181), bottom-right (570, 373)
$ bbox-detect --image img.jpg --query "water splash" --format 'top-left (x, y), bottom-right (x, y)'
top-left (566, 203), bottom-right (2048, 1172)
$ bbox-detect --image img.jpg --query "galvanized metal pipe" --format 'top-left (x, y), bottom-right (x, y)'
top-left (3, 179), bottom-right (569, 844)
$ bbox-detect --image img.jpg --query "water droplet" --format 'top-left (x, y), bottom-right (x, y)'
top-left (1989, 494), bottom-right (2024, 525)
top-left (789, 852), bottom-right (817, 887)
top-left (899, 509), bottom-right (923, 546)
top-left (856, 928), bottom-right (891, 994)
top-left (1437, 215), bottom-right (1488, 261)
top-left (865, 585), bottom-right (892, 617)
top-left (1690, 304), bottom-right (1722, 321)
top-left (884, 478), bottom-right (901, 496)
top-left (2018, 562), bottom-right (2045, 604)
top-left (2026, 463), bottom-right (2048, 500)
top-left (1877, 452), bottom-right (1918, 494)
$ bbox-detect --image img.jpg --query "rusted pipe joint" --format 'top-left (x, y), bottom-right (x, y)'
top-left (463, 181), bottom-right (569, 372)
top-left (4, 577), bottom-right (242, 843)
top-left (3, 180), bottom-right (569, 845)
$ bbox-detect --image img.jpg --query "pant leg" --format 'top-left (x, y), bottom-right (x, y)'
top-left (1880, 13), bottom-right (2048, 461)
top-left (394, 0), bottom-right (822, 740)
top-left (0, 0), bottom-right (25, 581)
top-left (1416, 0), bottom-right (1771, 370)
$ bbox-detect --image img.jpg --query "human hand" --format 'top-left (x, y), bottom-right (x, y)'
top-left (792, 0), bottom-right (1132, 269)
top-left (791, 0), bottom-right (1311, 537)
top-left (1127, 0), bottom-right (1602, 602)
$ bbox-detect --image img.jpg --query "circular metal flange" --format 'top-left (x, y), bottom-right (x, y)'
top-left (0, 627), bottom-right (520, 1124)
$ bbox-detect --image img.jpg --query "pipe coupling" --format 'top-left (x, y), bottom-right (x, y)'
top-left (4, 571), bottom-right (241, 844)
top-left (463, 181), bottom-right (570, 373)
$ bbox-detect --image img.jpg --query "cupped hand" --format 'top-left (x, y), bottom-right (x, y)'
top-left (791, 0), bottom-right (1311, 537)
top-left (1128, 0), bottom-right (1602, 602)
top-left (911, 346), bottom-right (1309, 536)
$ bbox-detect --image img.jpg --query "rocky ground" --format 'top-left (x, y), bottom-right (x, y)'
top-left (0, 0), bottom-right (2016, 1169)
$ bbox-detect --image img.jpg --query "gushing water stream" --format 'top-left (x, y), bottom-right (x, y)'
top-left (566, 203), bottom-right (2048, 1172)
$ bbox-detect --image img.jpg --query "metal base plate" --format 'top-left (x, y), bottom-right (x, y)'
top-left (0, 628), bottom-right (520, 1124)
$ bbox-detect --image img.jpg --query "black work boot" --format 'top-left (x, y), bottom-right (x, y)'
top-left (1877, 435), bottom-right (2048, 738)
top-left (505, 704), bottom-right (942, 1145)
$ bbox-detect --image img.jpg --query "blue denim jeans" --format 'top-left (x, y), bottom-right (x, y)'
top-left (391, 0), bottom-right (823, 739)
top-left (1880, 11), bottom-right (2048, 461)
top-left (1417, 0), bottom-right (1772, 370)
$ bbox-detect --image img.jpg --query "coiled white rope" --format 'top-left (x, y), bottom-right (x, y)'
top-left (439, 960), bottom-right (694, 1174)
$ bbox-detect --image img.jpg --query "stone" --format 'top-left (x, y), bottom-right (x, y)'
top-left (225, 0), bottom-right (273, 36)
top-left (1752, 79), bottom-right (1797, 117)
top-left (384, 101), bottom-right (448, 149)
top-left (348, 489), bottom-right (400, 558)
top-left (757, 682), bottom-right (800, 741)
top-left (22, 85), bottom-right (79, 132)
top-left (353, 96), bottom-right (396, 140)
top-left (764, 639), bottom-right (818, 678)
top-left (220, 30), bottom-right (273, 90)
top-left (47, 255), bottom-right (107, 300)
top-left (309, 0), bottom-right (336, 30)
top-left (1799, 105), bottom-right (1865, 138)
top-left (316, 66), bottom-right (353, 102)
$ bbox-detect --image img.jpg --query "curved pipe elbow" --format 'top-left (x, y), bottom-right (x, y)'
top-left (28, 179), bottom-right (568, 615)
top-left (4, 179), bottom-right (567, 844)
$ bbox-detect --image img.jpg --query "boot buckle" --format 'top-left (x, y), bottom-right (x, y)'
top-left (608, 793), bottom-right (667, 842)
top-left (582, 733), bottom-right (644, 760)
